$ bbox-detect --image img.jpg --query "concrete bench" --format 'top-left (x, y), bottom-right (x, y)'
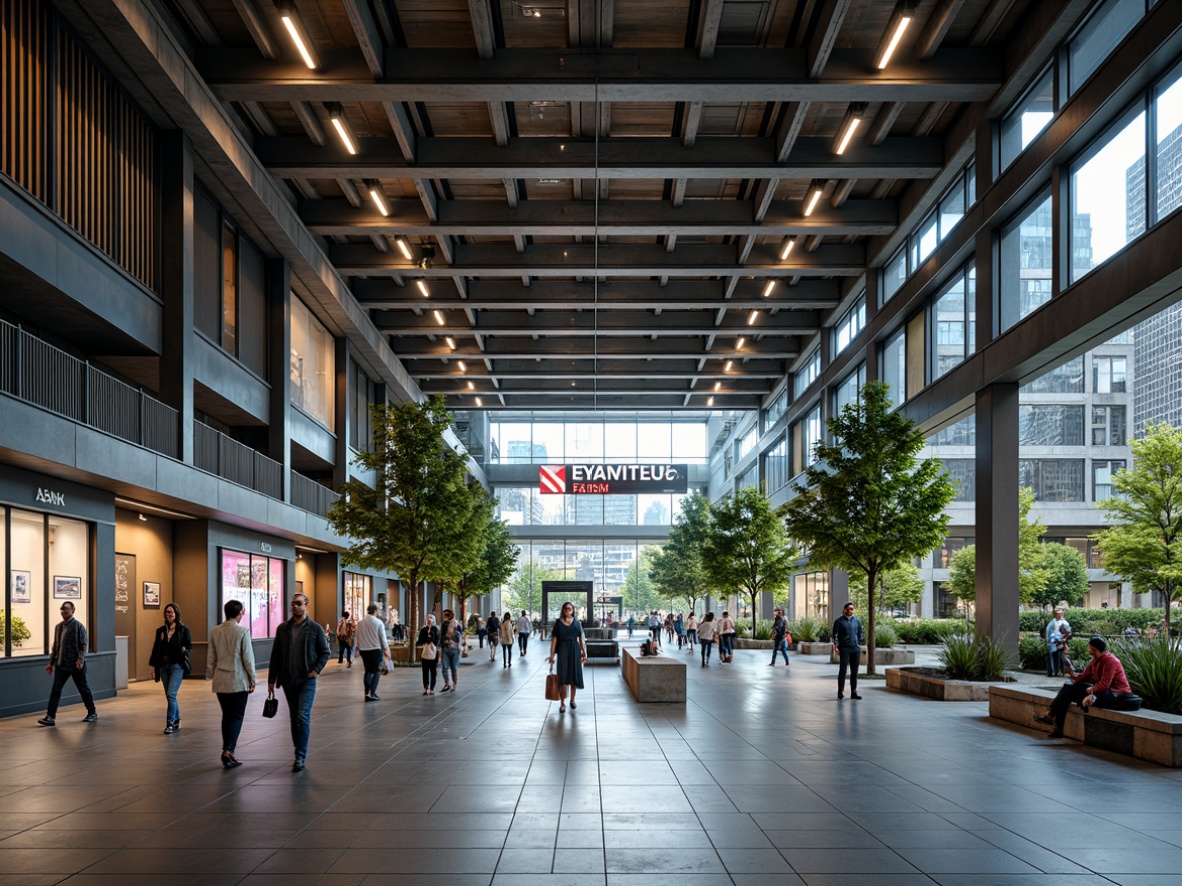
top-left (585, 639), bottom-right (619, 663)
top-left (989, 684), bottom-right (1182, 768)
top-left (621, 648), bottom-right (686, 703)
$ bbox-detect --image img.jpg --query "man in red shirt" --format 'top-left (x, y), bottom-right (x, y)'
top-left (1034, 636), bottom-right (1137, 738)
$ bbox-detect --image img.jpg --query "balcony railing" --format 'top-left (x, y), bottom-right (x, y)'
top-left (290, 470), bottom-right (341, 519)
top-left (0, 319), bottom-right (179, 458)
top-left (194, 421), bottom-right (282, 499)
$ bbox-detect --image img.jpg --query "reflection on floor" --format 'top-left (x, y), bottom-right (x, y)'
top-left (1, 640), bottom-right (1180, 886)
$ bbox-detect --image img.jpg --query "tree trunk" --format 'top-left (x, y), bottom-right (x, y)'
top-left (407, 574), bottom-right (421, 663)
top-left (1166, 577), bottom-right (1173, 636)
top-left (865, 568), bottom-right (878, 676)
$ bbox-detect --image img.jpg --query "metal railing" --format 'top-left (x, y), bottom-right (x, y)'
top-left (290, 470), bottom-right (341, 518)
top-left (0, 319), bottom-right (179, 458)
top-left (194, 421), bottom-right (283, 499)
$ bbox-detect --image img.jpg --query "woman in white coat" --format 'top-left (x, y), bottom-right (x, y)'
top-left (206, 599), bottom-right (257, 768)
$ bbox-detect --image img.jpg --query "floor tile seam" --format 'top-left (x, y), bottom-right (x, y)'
top-left (966, 815), bottom-right (1133, 879)
top-left (499, 683), bottom-right (560, 875)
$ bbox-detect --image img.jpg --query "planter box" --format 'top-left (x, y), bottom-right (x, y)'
top-left (989, 684), bottom-right (1182, 768)
top-left (886, 666), bottom-right (1004, 701)
top-left (829, 648), bottom-right (915, 666)
top-left (798, 642), bottom-right (832, 656)
top-left (734, 638), bottom-right (773, 650)
top-left (621, 648), bottom-right (686, 703)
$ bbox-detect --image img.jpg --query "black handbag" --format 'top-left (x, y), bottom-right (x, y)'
top-left (262, 690), bottom-right (279, 719)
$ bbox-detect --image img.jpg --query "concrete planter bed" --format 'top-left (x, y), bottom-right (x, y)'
top-left (990, 684), bottom-right (1182, 767)
top-left (887, 666), bottom-right (1011, 701)
top-left (798, 642), bottom-right (832, 656)
top-left (734, 638), bottom-right (773, 650)
top-left (829, 648), bottom-right (915, 666)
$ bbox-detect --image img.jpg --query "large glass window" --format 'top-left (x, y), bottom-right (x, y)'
top-left (1093, 459), bottom-right (1125, 501)
top-left (931, 266), bottom-right (975, 380)
top-left (803, 404), bottom-right (823, 467)
top-left (4, 512), bottom-right (90, 660)
top-left (1020, 405), bottom-right (1085, 446)
top-left (911, 211), bottom-right (939, 268)
top-left (290, 297), bottom-right (335, 429)
top-left (1001, 68), bottom-right (1055, 169)
top-left (939, 178), bottom-right (965, 239)
top-left (942, 459), bottom-right (976, 502)
top-left (1091, 405), bottom-right (1127, 446)
top-left (881, 247), bottom-right (907, 304)
top-left (833, 363), bottom-right (865, 415)
top-left (999, 193), bottom-right (1053, 332)
top-left (936, 537), bottom-right (974, 569)
top-left (763, 388), bottom-right (788, 430)
top-left (794, 349), bottom-right (822, 400)
top-left (220, 550), bottom-right (286, 638)
top-left (832, 297), bottom-right (866, 357)
top-left (792, 572), bottom-right (829, 621)
top-left (881, 327), bottom-right (906, 408)
top-left (348, 360), bottom-right (376, 451)
top-left (1092, 355), bottom-right (1128, 392)
top-left (344, 572), bottom-right (371, 623)
top-left (1069, 0), bottom-right (1146, 95)
top-left (1020, 459), bottom-right (1086, 502)
top-left (1071, 109), bottom-right (1147, 283)
top-left (1022, 356), bottom-right (1085, 393)
top-left (931, 415), bottom-right (975, 446)
top-left (764, 437), bottom-right (788, 494)
top-left (1154, 67), bottom-right (1182, 222)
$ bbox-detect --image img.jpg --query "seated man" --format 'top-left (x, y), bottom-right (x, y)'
top-left (1034, 636), bottom-right (1139, 738)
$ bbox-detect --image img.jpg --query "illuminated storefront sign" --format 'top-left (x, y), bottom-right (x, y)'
top-left (539, 464), bottom-right (688, 495)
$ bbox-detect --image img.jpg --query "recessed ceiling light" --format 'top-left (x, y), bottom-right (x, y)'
top-left (433, 309), bottom-right (445, 325)
top-left (445, 337), bottom-right (457, 350)
top-left (763, 280), bottom-right (776, 297)
top-left (747, 310), bottom-right (759, 326)
top-left (417, 280), bottom-right (430, 297)
top-left (457, 360), bottom-right (467, 372)
top-left (396, 236), bottom-right (414, 261)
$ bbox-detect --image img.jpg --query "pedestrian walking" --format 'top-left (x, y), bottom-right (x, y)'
top-left (439, 609), bottom-right (462, 691)
top-left (268, 593), bottom-right (330, 771)
top-left (206, 599), bottom-right (256, 768)
top-left (37, 601), bottom-right (98, 726)
top-left (770, 607), bottom-right (791, 667)
top-left (718, 611), bottom-right (736, 663)
top-left (686, 613), bottom-right (698, 651)
top-left (148, 602), bottom-right (192, 733)
top-left (418, 614), bottom-right (440, 695)
top-left (517, 610), bottom-right (531, 656)
top-left (356, 603), bottom-right (391, 701)
top-left (335, 611), bottom-right (356, 667)
top-left (697, 612), bottom-right (717, 667)
top-left (832, 602), bottom-right (864, 700)
top-left (548, 601), bottom-right (588, 712)
top-left (499, 610), bottom-right (515, 668)
top-left (486, 611), bottom-right (501, 661)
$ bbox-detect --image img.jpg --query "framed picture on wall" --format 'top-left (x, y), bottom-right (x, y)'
top-left (143, 581), bottom-right (161, 607)
top-left (53, 576), bottom-right (82, 600)
top-left (11, 570), bottom-right (31, 604)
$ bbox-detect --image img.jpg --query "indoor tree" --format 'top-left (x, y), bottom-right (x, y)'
top-left (781, 381), bottom-right (955, 674)
top-left (946, 487), bottom-right (1049, 608)
top-left (1031, 543), bottom-right (1089, 610)
top-left (648, 491), bottom-right (711, 615)
top-left (327, 396), bottom-right (479, 656)
top-left (450, 491), bottom-right (520, 624)
top-left (1093, 423), bottom-right (1182, 633)
top-left (850, 562), bottom-right (925, 616)
top-left (702, 485), bottom-right (796, 636)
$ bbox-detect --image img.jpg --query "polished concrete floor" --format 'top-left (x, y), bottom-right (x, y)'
top-left (2, 638), bottom-right (1181, 886)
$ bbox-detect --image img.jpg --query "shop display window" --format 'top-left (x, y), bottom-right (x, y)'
top-left (221, 549), bottom-right (286, 638)
top-left (3, 510), bottom-right (90, 659)
top-left (344, 572), bottom-right (370, 621)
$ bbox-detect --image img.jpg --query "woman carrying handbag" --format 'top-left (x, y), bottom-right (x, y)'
top-left (148, 602), bottom-right (192, 735)
top-left (417, 614), bottom-right (440, 695)
top-left (547, 601), bottom-right (588, 713)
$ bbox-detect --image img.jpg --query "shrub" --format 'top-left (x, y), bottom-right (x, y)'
top-left (793, 616), bottom-right (821, 643)
top-left (893, 618), bottom-right (964, 644)
top-left (1114, 637), bottom-right (1182, 714)
top-left (939, 633), bottom-right (979, 679)
top-left (752, 619), bottom-right (774, 641)
top-left (875, 624), bottom-right (897, 649)
top-left (977, 635), bottom-right (1011, 681)
top-left (1018, 635), bottom-right (1046, 671)
top-left (1020, 607), bottom-right (1165, 636)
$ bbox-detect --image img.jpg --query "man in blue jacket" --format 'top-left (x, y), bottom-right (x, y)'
top-left (832, 602), bottom-right (864, 700)
top-left (269, 593), bottom-right (330, 771)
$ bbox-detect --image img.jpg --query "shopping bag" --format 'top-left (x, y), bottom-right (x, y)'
top-left (545, 672), bottom-right (561, 701)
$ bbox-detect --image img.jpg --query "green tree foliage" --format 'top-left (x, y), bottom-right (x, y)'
top-left (782, 381), bottom-right (955, 674)
top-left (502, 564), bottom-right (562, 617)
top-left (1032, 542), bottom-right (1089, 610)
top-left (648, 491), bottom-right (711, 613)
top-left (623, 546), bottom-right (663, 616)
top-left (943, 488), bottom-right (1047, 605)
top-left (851, 562), bottom-right (924, 615)
top-left (452, 495), bottom-right (520, 622)
top-left (703, 485), bottom-right (796, 636)
top-left (1093, 423), bottom-right (1182, 633)
top-left (327, 396), bottom-right (479, 652)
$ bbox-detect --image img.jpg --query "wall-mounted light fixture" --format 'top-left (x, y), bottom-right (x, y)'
top-left (326, 103), bottom-right (357, 155)
top-left (875, 1), bottom-right (917, 70)
top-left (365, 179), bottom-right (389, 216)
top-left (802, 180), bottom-right (825, 217)
top-left (277, 0), bottom-right (318, 69)
top-left (832, 103), bottom-right (867, 155)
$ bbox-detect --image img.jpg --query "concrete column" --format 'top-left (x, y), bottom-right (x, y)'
top-left (159, 131), bottom-right (194, 463)
top-left (975, 383), bottom-right (1020, 650)
top-left (266, 260), bottom-right (292, 500)
top-left (827, 568), bottom-right (850, 631)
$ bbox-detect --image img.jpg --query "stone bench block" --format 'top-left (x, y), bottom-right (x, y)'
top-left (621, 648), bottom-right (686, 703)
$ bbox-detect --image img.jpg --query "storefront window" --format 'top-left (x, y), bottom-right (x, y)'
top-left (290, 297), bottom-right (335, 429)
top-left (221, 549), bottom-right (286, 638)
top-left (344, 572), bottom-right (371, 621)
top-left (792, 572), bottom-right (829, 621)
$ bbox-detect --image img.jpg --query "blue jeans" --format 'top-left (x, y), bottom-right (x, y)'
top-left (217, 691), bottom-right (248, 753)
top-left (772, 638), bottom-right (790, 665)
top-left (701, 639), bottom-right (714, 664)
top-left (159, 663), bottom-right (184, 723)
top-left (281, 678), bottom-right (317, 762)
top-left (719, 633), bottom-right (734, 659)
top-left (441, 647), bottom-right (460, 685)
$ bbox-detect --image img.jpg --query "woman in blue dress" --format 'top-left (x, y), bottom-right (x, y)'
top-left (547, 601), bottom-right (588, 712)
